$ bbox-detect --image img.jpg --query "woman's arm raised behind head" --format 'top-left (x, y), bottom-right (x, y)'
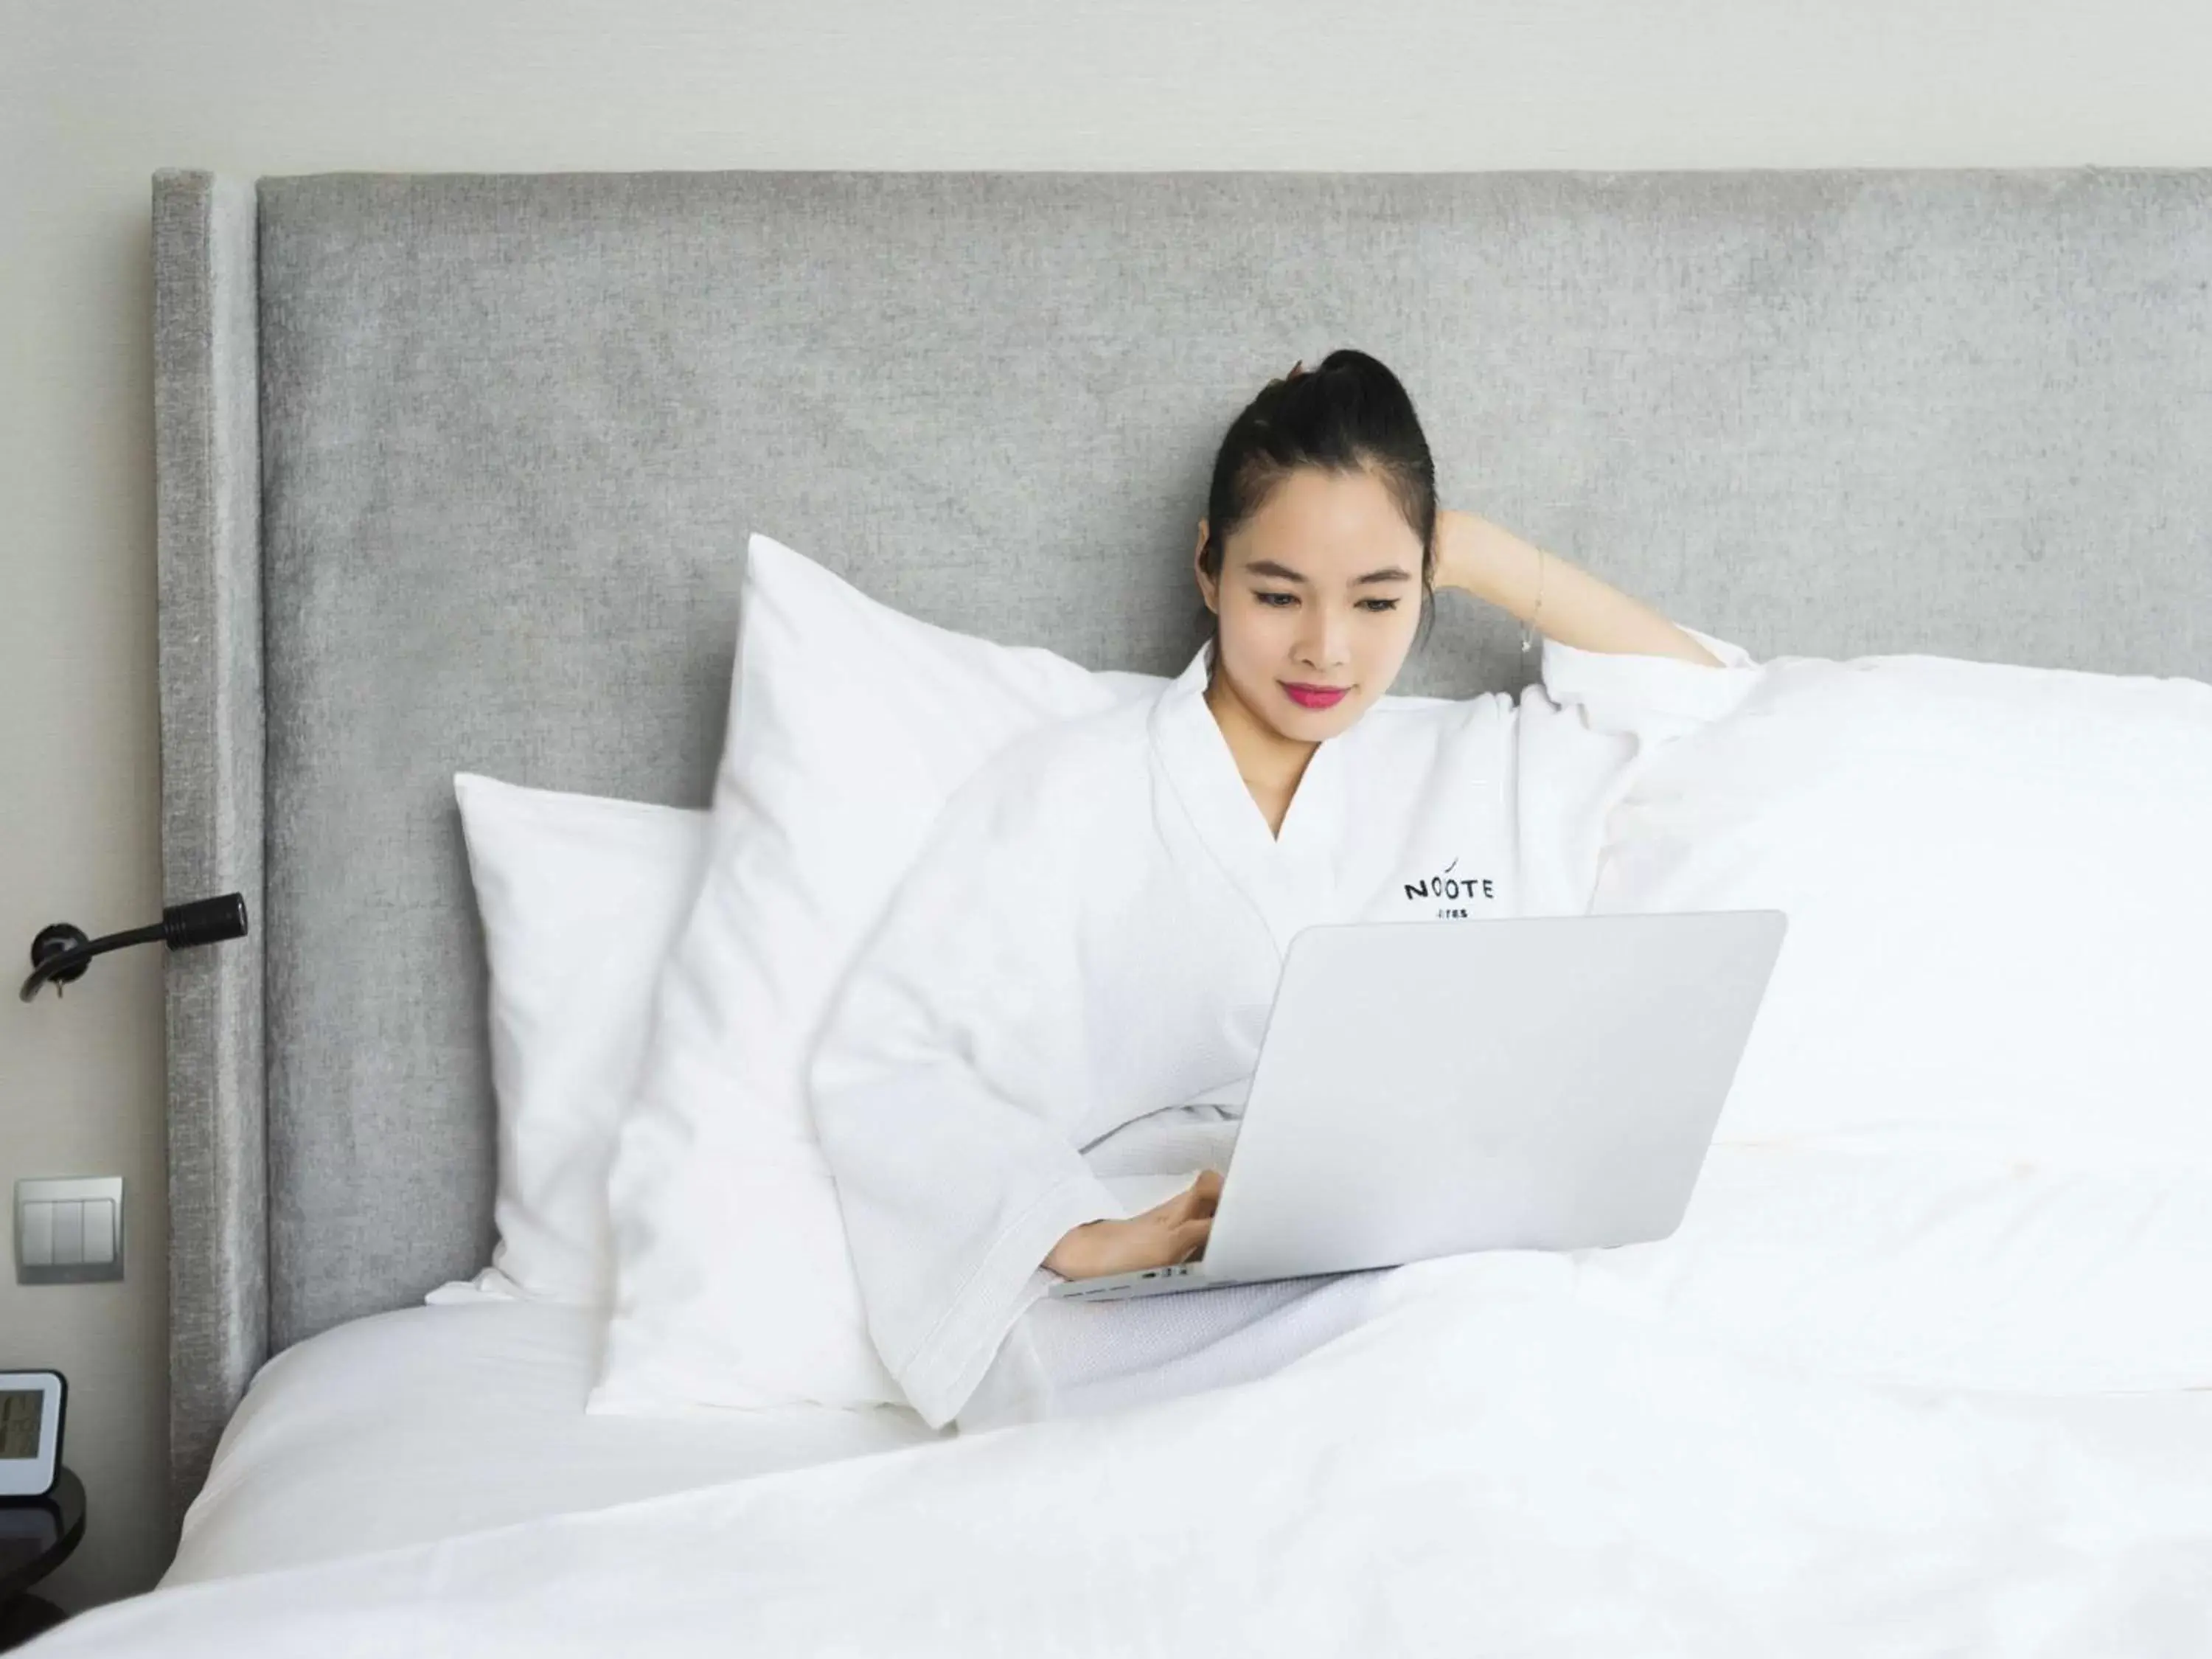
top-left (1433, 509), bottom-right (1725, 666)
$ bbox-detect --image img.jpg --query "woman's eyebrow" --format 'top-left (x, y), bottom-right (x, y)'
top-left (1244, 560), bottom-right (1412, 585)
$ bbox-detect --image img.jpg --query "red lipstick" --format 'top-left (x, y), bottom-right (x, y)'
top-left (1281, 682), bottom-right (1349, 711)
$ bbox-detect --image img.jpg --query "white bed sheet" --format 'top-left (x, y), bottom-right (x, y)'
top-left (46, 1258), bottom-right (2212, 1655)
top-left (120, 1139), bottom-right (2212, 1652)
top-left (164, 1297), bottom-right (943, 1587)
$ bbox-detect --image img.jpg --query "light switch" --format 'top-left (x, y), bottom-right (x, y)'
top-left (82, 1200), bottom-right (115, 1267)
top-left (21, 1202), bottom-right (52, 1267)
top-left (15, 1177), bottom-right (124, 1285)
top-left (50, 1202), bottom-right (83, 1265)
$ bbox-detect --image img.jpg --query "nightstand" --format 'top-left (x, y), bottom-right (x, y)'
top-left (0, 1467), bottom-right (83, 1652)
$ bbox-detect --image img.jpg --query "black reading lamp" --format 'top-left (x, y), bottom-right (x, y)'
top-left (19, 894), bottom-right (248, 1003)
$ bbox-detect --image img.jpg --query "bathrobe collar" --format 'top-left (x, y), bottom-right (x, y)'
top-left (1149, 643), bottom-right (1350, 957)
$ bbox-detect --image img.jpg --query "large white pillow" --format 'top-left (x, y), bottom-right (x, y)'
top-left (1573, 651), bottom-right (2212, 1174)
top-left (591, 534), bottom-right (1161, 1414)
top-left (448, 773), bottom-right (712, 1307)
top-left (1549, 650), bottom-right (2212, 1392)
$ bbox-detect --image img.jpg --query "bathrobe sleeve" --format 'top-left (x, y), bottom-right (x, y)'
top-left (807, 744), bottom-right (1132, 1428)
top-left (1512, 625), bottom-right (1764, 916)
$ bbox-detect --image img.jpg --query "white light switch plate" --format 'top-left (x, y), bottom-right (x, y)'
top-left (15, 1176), bottom-right (125, 1285)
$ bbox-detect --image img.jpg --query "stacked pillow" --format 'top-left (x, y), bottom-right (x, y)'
top-left (1581, 650), bottom-right (2212, 1173)
top-left (590, 535), bottom-right (1162, 1411)
top-left (1559, 650), bottom-right (2212, 1391)
top-left (447, 773), bottom-right (712, 1306)
top-left (445, 535), bottom-right (1161, 1397)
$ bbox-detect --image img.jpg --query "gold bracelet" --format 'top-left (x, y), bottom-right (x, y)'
top-left (1521, 545), bottom-right (1545, 655)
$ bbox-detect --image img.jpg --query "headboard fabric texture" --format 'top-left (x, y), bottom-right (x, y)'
top-left (151, 164), bottom-right (2212, 1523)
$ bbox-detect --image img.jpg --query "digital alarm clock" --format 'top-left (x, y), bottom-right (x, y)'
top-left (0, 1371), bottom-right (65, 1498)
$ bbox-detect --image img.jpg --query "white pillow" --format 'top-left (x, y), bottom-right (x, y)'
top-left (1553, 650), bottom-right (2212, 1392)
top-left (1571, 650), bottom-right (2212, 1174)
top-left (591, 534), bottom-right (1161, 1413)
top-left (448, 772), bottom-right (712, 1307)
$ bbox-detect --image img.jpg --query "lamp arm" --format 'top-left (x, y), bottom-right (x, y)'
top-left (20, 894), bottom-right (249, 1003)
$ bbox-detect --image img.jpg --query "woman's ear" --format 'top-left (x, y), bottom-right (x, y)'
top-left (1193, 518), bottom-right (1218, 614)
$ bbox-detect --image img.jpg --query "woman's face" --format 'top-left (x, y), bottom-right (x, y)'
top-left (1194, 465), bottom-right (1426, 746)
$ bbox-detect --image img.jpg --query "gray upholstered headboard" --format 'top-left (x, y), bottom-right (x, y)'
top-left (150, 164), bottom-right (2212, 1522)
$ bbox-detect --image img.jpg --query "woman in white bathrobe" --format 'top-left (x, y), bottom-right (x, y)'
top-left (808, 349), bottom-right (1757, 1433)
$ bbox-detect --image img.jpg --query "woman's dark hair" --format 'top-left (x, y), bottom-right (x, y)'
top-left (1197, 348), bottom-right (1439, 654)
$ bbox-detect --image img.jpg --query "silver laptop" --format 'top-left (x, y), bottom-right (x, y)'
top-left (1050, 908), bottom-right (1787, 1301)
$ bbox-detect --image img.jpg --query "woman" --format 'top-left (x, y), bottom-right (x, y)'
top-left (808, 349), bottom-right (1753, 1433)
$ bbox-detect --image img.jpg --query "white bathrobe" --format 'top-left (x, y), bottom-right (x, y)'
top-left (808, 628), bottom-right (1759, 1430)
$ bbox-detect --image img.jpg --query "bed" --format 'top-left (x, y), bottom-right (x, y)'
top-left (161, 1298), bottom-right (940, 1586)
top-left (44, 166), bottom-right (2212, 1652)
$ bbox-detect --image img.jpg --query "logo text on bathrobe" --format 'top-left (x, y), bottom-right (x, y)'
top-left (1402, 858), bottom-right (1495, 919)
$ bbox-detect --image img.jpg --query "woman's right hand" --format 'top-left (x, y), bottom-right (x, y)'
top-left (1044, 1169), bottom-right (1223, 1281)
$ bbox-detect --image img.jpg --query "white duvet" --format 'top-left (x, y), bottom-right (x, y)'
top-left (39, 1150), bottom-right (2212, 1656)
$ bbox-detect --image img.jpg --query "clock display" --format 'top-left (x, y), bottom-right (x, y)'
top-left (0, 1390), bottom-right (42, 1459)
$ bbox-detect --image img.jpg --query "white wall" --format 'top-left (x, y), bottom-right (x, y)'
top-left (4, 0), bottom-right (2208, 1613)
